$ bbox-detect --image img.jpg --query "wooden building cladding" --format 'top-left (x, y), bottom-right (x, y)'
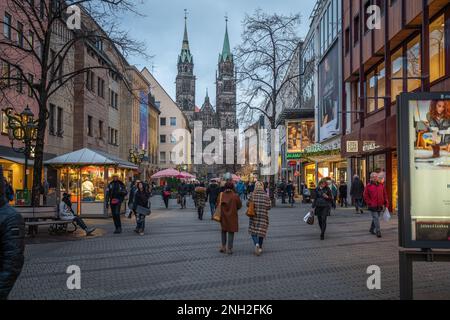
top-left (342, 0), bottom-right (450, 133)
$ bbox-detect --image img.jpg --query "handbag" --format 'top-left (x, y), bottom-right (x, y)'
top-left (136, 205), bottom-right (151, 216)
top-left (304, 211), bottom-right (314, 225)
top-left (111, 198), bottom-right (120, 205)
top-left (246, 200), bottom-right (256, 218)
top-left (212, 192), bottom-right (223, 222)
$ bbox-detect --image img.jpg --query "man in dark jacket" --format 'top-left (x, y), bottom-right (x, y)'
top-left (338, 181), bottom-right (348, 208)
top-left (177, 182), bottom-right (188, 209)
top-left (350, 175), bottom-right (365, 214)
top-left (0, 166), bottom-right (25, 300)
top-left (106, 175), bottom-right (127, 234)
top-left (206, 180), bottom-right (220, 219)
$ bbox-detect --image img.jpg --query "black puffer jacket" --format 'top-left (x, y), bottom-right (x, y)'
top-left (0, 203), bottom-right (25, 300)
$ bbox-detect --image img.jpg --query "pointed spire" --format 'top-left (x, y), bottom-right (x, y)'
top-left (179, 9), bottom-right (193, 64)
top-left (182, 9), bottom-right (189, 50)
top-left (220, 15), bottom-right (232, 63)
top-left (205, 88), bottom-right (210, 104)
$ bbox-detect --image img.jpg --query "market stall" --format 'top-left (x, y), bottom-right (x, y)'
top-left (45, 148), bottom-right (138, 218)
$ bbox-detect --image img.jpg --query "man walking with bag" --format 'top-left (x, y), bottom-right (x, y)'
top-left (106, 175), bottom-right (127, 234)
top-left (364, 172), bottom-right (389, 238)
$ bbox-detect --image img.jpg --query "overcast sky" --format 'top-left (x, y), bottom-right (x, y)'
top-left (121, 0), bottom-right (316, 107)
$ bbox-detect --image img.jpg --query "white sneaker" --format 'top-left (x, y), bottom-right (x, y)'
top-left (255, 244), bottom-right (260, 256)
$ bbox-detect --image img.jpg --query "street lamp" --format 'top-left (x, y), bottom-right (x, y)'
top-left (3, 106), bottom-right (38, 190)
top-left (128, 147), bottom-right (145, 166)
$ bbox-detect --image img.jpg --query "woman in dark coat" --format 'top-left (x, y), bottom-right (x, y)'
top-left (133, 181), bottom-right (151, 236)
top-left (312, 178), bottom-right (333, 240)
top-left (247, 181), bottom-right (271, 256)
top-left (218, 182), bottom-right (242, 255)
top-left (195, 183), bottom-right (207, 220)
top-left (161, 182), bottom-right (171, 209)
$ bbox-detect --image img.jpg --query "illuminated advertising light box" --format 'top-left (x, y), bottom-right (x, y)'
top-left (398, 92), bottom-right (450, 249)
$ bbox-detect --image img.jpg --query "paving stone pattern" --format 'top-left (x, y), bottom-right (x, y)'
top-left (9, 197), bottom-right (450, 300)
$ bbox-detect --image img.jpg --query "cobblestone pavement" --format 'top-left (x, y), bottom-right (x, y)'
top-left (9, 196), bottom-right (450, 300)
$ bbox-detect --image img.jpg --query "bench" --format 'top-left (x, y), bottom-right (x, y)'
top-left (16, 206), bottom-right (77, 237)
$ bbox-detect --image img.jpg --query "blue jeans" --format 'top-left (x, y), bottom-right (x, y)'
top-left (355, 198), bottom-right (364, 211)
top-left (136, 214), bottom-right (146, 231)
top-left (370, 210), bottom-right (381, 233)
top-left (210, 202), bottom-right (216, 217)
top-left (251, 234), bottom-right (264, 247)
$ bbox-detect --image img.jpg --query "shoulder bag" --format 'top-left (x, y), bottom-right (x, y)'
top-left (246, 200), bottom-right (256, 218)
top-left (213, 192), bottom-right (223, 222)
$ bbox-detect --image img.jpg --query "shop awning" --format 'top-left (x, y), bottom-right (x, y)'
top-left (44, 148), bottom-right (138, 169)
top-left (0, 155), bottom-right (34, 166)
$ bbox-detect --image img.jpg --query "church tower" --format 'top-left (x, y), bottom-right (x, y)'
top-left (216, 17), bottom-right (237, 174)
top-left (216, 17), bottom-right (237, 130)
top-left (176, 10), bottom-right (196, 127)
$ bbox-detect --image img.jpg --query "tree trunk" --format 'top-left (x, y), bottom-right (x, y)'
top-left (31, 101), bottom-right (47, 207)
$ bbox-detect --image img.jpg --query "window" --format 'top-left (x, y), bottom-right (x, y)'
top-left (57, 107), bottom-right (63, 136)
top-left (49, 104), bottom-right (56, 135)
top-left (28, 74), bottom-right (34, 97)
top-left (1, 111), bottom-right (9, 134)
top-left (1, 62), bottom-right (11, 86)
top-left (87, 115), bottom-right (93, 137)
top-left (429, 14), bottom-right (445, 83)
top-left (97, 77), bottom-right (104, 98)
top-left (170, 134), bottom-right (176, 144)
top-left (366, 70), bottom-right (376, 113)
top-left (391, 48), bottom-right (403, 102)
top-left (28, 31), bottom-right (34, 50)
top-left (114, 130), bottom-right (118, 146)
top-left (377, 62), bottom-right (386, 110)
top-left (160, 135), bottom-right (166, 143)
top-left (17, 22), bottom-right (24, 48)
top-left (407, 34), bottom-right (421, 92)
top-left (160, 151), bottom-right (166, 163)
top-left (86, 71), bottom-right (95, 91)
top-left (366, 61), bottom-right (386, 113)
top-left (160, 117), bottom-right (166, 126)
top-left (170, 151), bottom-right (177, 164)
top-left (170, 117), bottom-right (176, 126)
top-left (98, 120), bottom-right (104, 139)
top-left (16, 70), bottom-right (23, 93)
top-left (3, 13), bottom-right (12, 40)
top-left (354, 15), bottom-right (360, 45)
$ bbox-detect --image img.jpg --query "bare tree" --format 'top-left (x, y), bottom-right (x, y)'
top-left (0, 0), bottom-right (149, 206)
top-left (235, 9), bottom-right (302, 205)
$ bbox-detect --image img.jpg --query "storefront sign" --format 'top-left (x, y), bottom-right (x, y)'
top-left (362, 141), bottom-right (381, 152)
top-left (287, 152), bottom-right (302, 160)
top-left (398, 92), bottom-right (450, 249)
top-left (346, 141), bottom-right (359, 153)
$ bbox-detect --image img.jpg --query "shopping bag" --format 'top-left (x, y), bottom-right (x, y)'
top-left (383, 208), bottom-right (391, 222)
top-left (213, 192), bottom-right (223, 222)
top-left (303, 211), bottom-right (314, 225)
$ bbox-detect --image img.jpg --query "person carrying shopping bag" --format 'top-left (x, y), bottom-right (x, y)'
top-left (312, 179), bottom-right (333, 241)
top-left (247, 181), bottom-right (271, 256)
